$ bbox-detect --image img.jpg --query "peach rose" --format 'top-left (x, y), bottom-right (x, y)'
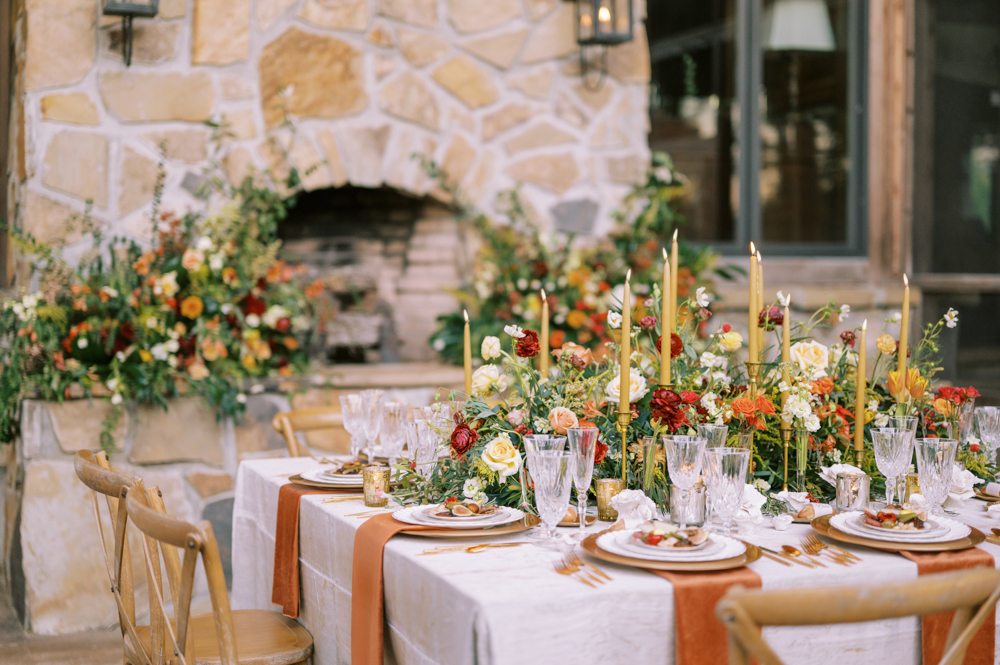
top-left (552, 341), bottom-right (593, 367)
top-left (548, 407), bottom-right (579, 435)
top-left (181, 248), bottom-right (203, 271)
top-left (877, 334), bottom-right (896, 355)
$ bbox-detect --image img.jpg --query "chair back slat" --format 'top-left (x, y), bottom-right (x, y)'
top-left (146, 487), bottom-right (195, 660)
top-left (126, 490), bottom-right (240, 665)
top-left (272, 407), bottom-right (345, 456)
top-left (717, 568), bottom-right (1000, 665)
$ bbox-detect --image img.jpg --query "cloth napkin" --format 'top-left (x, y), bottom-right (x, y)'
top-left (900, 548), bottom-right (996, 665)
top-left (610, 489), bottom-right (656, 528)
top-left (739, 484), bottom-right (767, 519)
top-left (819, 463), bottom-right (864, 486)
top-left (352, 512), bottom-right (433, 665)
top-left (985, 482), bottom-right (1000, 497)
top-left (272, 482), bottom-right (355, 618)
top-left (771, 490), bottom-right (811, 513)
top-left (947, 467), bottom-right (984, 506)
top-left (651, 566), bottom-right (762, 665)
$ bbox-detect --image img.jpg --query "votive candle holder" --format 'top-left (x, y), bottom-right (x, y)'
top-left (595, 478), bottom-right (625, 522)
top-left (363, 465), bottom-right (391, 508)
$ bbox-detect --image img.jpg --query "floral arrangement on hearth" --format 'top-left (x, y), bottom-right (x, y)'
top-left (392, 275), bottom-right (988, 512)
top-left (0, 166), bottom-right (329, 450)
top-left (429, 152), bottom-right (740, 365)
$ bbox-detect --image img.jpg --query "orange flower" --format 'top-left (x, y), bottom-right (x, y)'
top-left (266, 260), bottom-right (287, 283)
top-left (201, 337), bottom-right (227, 361)
top-left (283, 336), bottom-right (299, 350)
top-left (566, 310), bottom-right (587, 329)
top-left (73, 297), bottom-right (87, 311)
top-left (304, 279), bottom-right (324, 299)
top-left (222, 267), bottom-right (238, 285)
top-left (933, 398), bottom-right (954, 417)
top-left (132, 252), bottom-right (153, 276)
top-left (549, 329), bottom-right (566, 349)
top-left (180, 296), bottom-right (204, 319)
top-left (731, 397), bottom-right (756, 416)
top-left (70, 284), bottom-right (92, 296)
top-left (755, 395), bottom-right (777, 416)
top-left (809, 377), bottom-right (834, 395)
top-left (582, 399), bottom-right (603, 419)
top-left (278, 365), bottom-right (293, 377)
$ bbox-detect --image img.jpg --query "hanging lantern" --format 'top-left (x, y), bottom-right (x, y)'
top-left (575, 0), bottom-right (634, 46)
top-left (103, 0), bottom-right (160, 67)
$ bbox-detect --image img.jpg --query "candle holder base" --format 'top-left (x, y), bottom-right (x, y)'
top-left (780, 427), bottom-right (792, 491)
top-left (745, 361), bottom-right (763, 398)
top-left (616, 411), bottom-right (631, 484)
top-left (657, 383), bottom-right (674, 391)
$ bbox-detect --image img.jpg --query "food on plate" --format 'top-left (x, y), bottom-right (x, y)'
top-left (862, 503), bottom-right (928, 530)
top-left (562, 507), bottom-right (578, 523)
top-left (327, 460), bottom-right (366, 476)
top-left (432, 497), bottom-right (502, 518)
top-left (632, 520), bottom-right (709, 548)
top-left (795, 503), bottom-right (833, 520)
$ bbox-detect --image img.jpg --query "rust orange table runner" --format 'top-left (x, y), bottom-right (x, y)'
top-left (652, 566), bottom-right (762, 665)
top-left (901, 547), bottom-right (996, 665)
top-left (351, 512), bottom-right (433, 665)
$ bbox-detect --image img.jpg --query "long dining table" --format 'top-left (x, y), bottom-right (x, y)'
top-left (231, 457), bottom-right (1000, 664)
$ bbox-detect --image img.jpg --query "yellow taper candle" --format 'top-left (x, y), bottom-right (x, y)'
top-left (756, 251), bottom-right (765, 361)
top-left (540, 289), bottom-right (549, 377)
top-left (854, 320), bottom-right (868, 458)
top-left (661, 249), bottom-right (671, 386)
top-left (619, 271), bottom-right (632, 415)
top-left (748, 243), bottom-right (758, 361)
top-left (669, 229), bottom-right (678, 335)
top-left (780, 295), bottom-right (792, 421)
top-left (896, 275), bottom-right (910, 401)
top-left (463, 310), bottom-right (472, 395)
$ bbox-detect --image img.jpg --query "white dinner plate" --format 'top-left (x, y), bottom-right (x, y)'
top-left (301, 469), bottom-right (364, 486)
top-left (852, 514), bottom-right (947, 538)
top-left (832, 511), bottom-right (971, 543)
top-left (598, 530), bottom-right (745, 562)
top-left (620, 533), bottom-right (726, 559)
top-left (419, 506), bottom-right (503, 522)
top-left (394, 505), bottom-right (525, 530)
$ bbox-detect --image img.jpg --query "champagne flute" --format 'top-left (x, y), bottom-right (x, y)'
top-left (360, 389), bottom-right (384, 462)
top-left (339, 394), bottom-right (365, 459)
top-left (871, 428), bottom-right (911, 506)
top-left (567, 426), bottom-right (599, 540)
top-left (381, 402), bottom-right (407, 472)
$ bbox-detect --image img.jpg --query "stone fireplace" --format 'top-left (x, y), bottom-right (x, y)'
top-left (8, 0), bottom-right (652, 356)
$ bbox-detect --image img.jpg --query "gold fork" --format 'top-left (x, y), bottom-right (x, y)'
top-left (566, 552), bottom-right (612, 582)
top-left (800, 537), bottom-right (850, 566)
top-left (553, 558), bottom-right (599, 587)
top-left (804, 534), bottom-right (861, 563)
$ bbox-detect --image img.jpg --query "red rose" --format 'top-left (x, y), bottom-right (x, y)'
top-left (594, 439), bottom-right (608, 465)
top-left (971, 443), bottom-right (981, 453)
top-left (758, 305), bottom-right (783, 329)
top-left (276, 317), bottom-right (291, 333)
top-left (240, 294), bottom-right (267, 316)
top-left (649, 389), bottom-right (688, 431)
top-left (516, 330), bottom-right (540, 358)
top-left (681, 391), bottom-right (699, 404)
top-left (938, 387), bottom-right (956, 401)
top-left (450, 423), bottom-right (478, 456)
top-left (967, 387), bottom-right (982, 399)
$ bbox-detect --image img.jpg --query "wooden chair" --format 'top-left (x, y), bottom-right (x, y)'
top-left (272, 407), bottom-right (344, 457)
top-left (716, 567), bottom-right (1000, 665)
top-left (125, 482), bottom-right (313, 665)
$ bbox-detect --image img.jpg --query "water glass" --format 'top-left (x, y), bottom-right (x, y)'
top-left (381, 402), bottom-right (407, 471)
top-left (914, 438), bottom-right (958, 514)
top-left (406, 420), bottom-right (438, 478)
top-left (871, 427), bottom-right (913, 505)
top-left (957, 399), bottom-right (977, 443)
top-left (360, 389), bottom-right (384, 462)
top-left (523, 434), bottom-right (567, 468)
top-left (698, 423), bottom-right (729, 449)
top-left (662, 435), bottom-right (707, 529)
top-left (567, 426), bottom-right (599, 539)
top-left (670, 483), bottom-right (706, 527)
top-left (702, 448), bottom-right (750, 533)
top-left (975, 407), bottom-right (1000, 455)
top-left (531, 450), bottom-right (574, 547)
top-left (339, 394), bottom-right (365, 458)
top-left (835, 473), bottom-right (870, 511)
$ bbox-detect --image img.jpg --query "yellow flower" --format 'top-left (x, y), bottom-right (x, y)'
top-left (789, 340), bottom-right (830, 376)
top-left (180, 296), bottom-right (204, 319)
top-left (933, 398), bottom-right (954, 417)
top-left (566, 310), bottom-right (587, 329)
top-left (481, 433), bottom-right (523, 479)
top-left (138, 349), bottom-right (152, 362)
top-left (242, 354), bottom-right (258, 370)
top-left (877, 334), bottom-right (896, 355)
top-left (717, 331), bottom-right (743, 353)
top-left (887, 368), bottom-right (927, 401)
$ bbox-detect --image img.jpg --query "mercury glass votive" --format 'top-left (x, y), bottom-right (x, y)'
top-left (670, 482), bottom-right (706, 527)
top-left (835, 472), bottom-right (870, 512)
top-left (363, 465), bottom-right (391, 507)
top-left (903, 473), bottom-right (921, 503)
top-left (595, 478), bottom-right (625, 521)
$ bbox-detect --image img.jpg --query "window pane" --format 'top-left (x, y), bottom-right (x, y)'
top-left (760, 0), bottom-right (851, 243)
top-left (647, 0), bottom-right (738, 243)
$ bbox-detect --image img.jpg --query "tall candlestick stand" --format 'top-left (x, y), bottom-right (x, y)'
top-left (780, 427), bottom-right (792, 491)
top-left (744, 361), bottom-right (762, 475)
top-left (616, 411), bottom-right (631, 483)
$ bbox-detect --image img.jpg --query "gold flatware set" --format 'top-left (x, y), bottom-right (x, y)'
top-left (418, 543), bottom-right (529, 555)
top-left (752, 535), bottom-right (861, 568)
top-left (554, 552), bottom-right (611, 587)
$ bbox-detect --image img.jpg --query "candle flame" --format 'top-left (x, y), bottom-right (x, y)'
top-left (625, 269), bottom-right (632, 282)
top-left (786, 294), bottom-right (791, 307)
top-left (673, 229), bottom-right (678, 241)
top-left (463, 309), bottom-right (469, 322)
top-left (862, 319), bottom-right (868, 331)
top-left (662, 247), bottom-right (667, 260)
top-left (757, 251), bottom-right (762, 262)
top-left (580, 13), bottom-right (592, 27)
top-left (540, 288), bottom-right (546, 299)
top-left (598, 6), bottom-right (611, 22)
top-left (750, 241), bottom-right (756, 254)
top-left (903, 274), bottom-right (908, 286)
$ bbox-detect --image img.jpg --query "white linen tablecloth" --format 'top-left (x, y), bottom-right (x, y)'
top-left (232, 458), bottom-right (1000, 665)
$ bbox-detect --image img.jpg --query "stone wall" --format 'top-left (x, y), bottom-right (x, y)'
top-left (9, 0), bottom-right (652, 352)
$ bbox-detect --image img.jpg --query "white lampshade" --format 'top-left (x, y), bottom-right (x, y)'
top-left (763, 0), bottom-right (836, 52)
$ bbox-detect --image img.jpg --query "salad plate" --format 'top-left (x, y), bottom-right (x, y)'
top-left (813, 513), bottom-right (984, 552)
top-left (583, 531), bottom-right (760, 571)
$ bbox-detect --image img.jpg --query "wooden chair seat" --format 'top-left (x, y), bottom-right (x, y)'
top-left (135, 610), bottom-right (312, 665)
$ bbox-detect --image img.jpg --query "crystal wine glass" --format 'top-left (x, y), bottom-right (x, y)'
top-left (697, 423), bottom-right (729, 449)
top-left (566, 426), bottom-right (599, 541)
top-left (914, 437), bottom-right (958, 515)
top-left (339, 394), bottom-right (365, 459)
top-left (531, 450), bottom-right (574, 548)
top-left (702, 448), bottom-right (750, 534)
top-left (406, 420), bottom-right (437, 479)
top-left (381, 401), bottom-right (407, 472)
top-left (871, 427), bottom-right (912, 505)
top-left (662, 435), bottom-right (707, 529)
top-left (523, 434), bottom-right (567, 467)
top-left (975, 407), bottom-right (1000, 457)
top-left (360, 389), bottom-right (384, 462)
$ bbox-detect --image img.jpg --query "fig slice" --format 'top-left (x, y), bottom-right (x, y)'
top-left (451, 504), bottom-right (473, 516)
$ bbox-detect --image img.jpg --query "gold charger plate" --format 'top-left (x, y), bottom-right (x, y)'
top-left (581, 531), bottom-right (761, 571)
top-left (974, 488), bottom-right (1000, 502)
top-left (811, 513), bottom-right (986, 552)
top-left (401, 515), bottom-right (540, 539)
top-left (558, 515), bottom-right (598, 527)
top-left (288, 474), bottom-right (364, 491)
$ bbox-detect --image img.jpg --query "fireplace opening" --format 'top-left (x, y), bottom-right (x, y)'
top-left (278, 185), bottom-right (456, 364)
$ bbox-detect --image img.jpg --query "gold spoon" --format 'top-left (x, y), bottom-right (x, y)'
top-left (782, 544), bottom-right (826, 567)
top-left (991, 527), bottom-right (1000, 539)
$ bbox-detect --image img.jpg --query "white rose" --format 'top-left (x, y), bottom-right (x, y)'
top-left (481, 433), bottom-right (523, 479)
top-left (196, 236), bottom-right (214, 251)
top-left (789, 340), bottom-right (830, 377)
top-left (481, 336), bottom-right (501, 361)
top-left (209, 253), bottom-right (225, 271)
top-left (246, 314), bottom-right (261, 328)
top-left (111, 393), bottom-right (123, 405)
top-left (77, 338), bottom-right (88, 349)
top-left (471, 364), bottom-right (508, 397)
top-left (605, 367), bottom-right (649, 404)
top-left (262, 305), bottom-right (289, 328)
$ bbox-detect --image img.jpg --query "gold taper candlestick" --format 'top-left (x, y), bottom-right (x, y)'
top-left (780, 427), bottom-right (792, 491)
top-left (616, 411), bottom-right (631, 483)
top-left (744, 361), bottom-right (762, 472)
